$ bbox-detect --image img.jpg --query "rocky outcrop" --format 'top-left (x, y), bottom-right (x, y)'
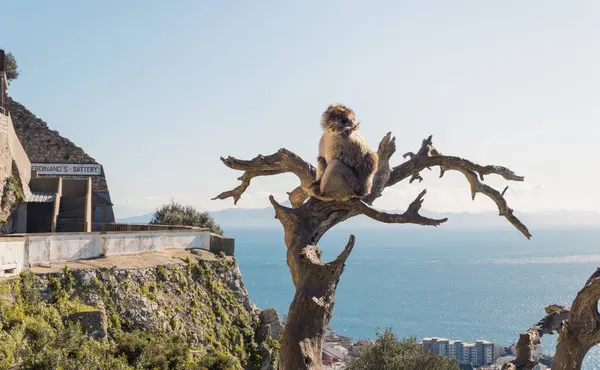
top-left (65, 310), bottom-right (108, 340)
top-left (0, 251), bottom-right (281, 369)
top-left (5, 97), bottom-right (109, 193)
top-left (259, 308), bottom-right (284, 341)
top-left (255, 308), bottom-right (284, 370)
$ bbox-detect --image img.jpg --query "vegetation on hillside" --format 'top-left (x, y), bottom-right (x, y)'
top-left (0, 175), bottom-right (25, 226)
top-left (150, 200), bottom-right (223, 235)
top-left (344, 328), bottom-right (460, 370)
top-left (4, 52), bottom-right (18, 82)
top-left (0, 256), bottom-right (275, 369)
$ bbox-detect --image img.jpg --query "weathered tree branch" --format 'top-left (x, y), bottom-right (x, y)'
top-left (350, 191), bottom-right (447, 226)
top-left (388, 135), bottom-right (531, 239)
top-left (502, 305), bottom-right (570, 370)
top-left (504, 268), bottom-right (600, 370)
top-left (212, 149), bottom-right (316, 205)
top-left (215, 134), bottom-right (530, 238)
top-left (214, 131), bottom-right (530, 370)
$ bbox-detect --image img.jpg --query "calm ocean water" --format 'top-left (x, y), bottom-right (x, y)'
top-left (228, 226), bottom-right (600, 369)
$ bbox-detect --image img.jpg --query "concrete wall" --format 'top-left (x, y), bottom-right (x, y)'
top-left (0, 230), bottom-right (233, 276)
top-left (0, 237), bottom-right (26, 276)
top-left (102, 231), bottom-right (210, 257)
top-left (6, 114), bottom-right (31, 196)
top-left (27, 233), bottom-right (102, 266)
top-left (62, 178), bottom-right (88, 197)
top-left (30, 177), bottom-right (60, 193)
top-left (0, 114), bottom-right (11, 204)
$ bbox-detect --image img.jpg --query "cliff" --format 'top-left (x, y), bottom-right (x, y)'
top-left (0, 249), bottom-right (281, 369)
top-left (6, 97), bottom-right (109, 194)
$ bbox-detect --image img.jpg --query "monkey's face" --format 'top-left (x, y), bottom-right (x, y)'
top-left (321, 104), bottom-right (359, 134)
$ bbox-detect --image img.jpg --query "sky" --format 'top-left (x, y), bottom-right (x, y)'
top-left (2, 1), bottom-right (599, 218)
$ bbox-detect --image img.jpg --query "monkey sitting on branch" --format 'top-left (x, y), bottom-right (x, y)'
top-left (308, 104), bottom-right (379, 201)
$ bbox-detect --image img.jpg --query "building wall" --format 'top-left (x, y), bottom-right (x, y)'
top-left (0, 113), bottom-right (31, 228)
top-left (0, 230), bottom-right (232, 277)
top-left (0, 114), bottom-right (11, 199)
top-left (30, 177), bottom-right (60, 193)
top-left (61, 179), bottom-right (88, 197)
top-left (6, 114), bottom-right (31, 195)
top-left (454, 342), bottom-right (464, 362)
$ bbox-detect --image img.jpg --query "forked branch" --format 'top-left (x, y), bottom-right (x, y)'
top-left (212, 149), bottom-right (316, 205)
top-left (349, 190), bottom-right (447, 226)
top-left (504, 268), bottom-right (600, 370)
top-left (389, 135), bottom-right (531, 238)
top-left (502, 305), bottom-right (570, 370)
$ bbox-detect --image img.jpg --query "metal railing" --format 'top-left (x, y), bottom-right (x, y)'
top-left (91, 223), bottom-right (202, 232)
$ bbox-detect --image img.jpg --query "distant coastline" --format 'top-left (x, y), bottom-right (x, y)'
top-left (116, 206), bottom-right (600, 231)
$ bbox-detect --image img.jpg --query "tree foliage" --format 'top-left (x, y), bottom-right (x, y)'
top-left (150, 200), bottom-right (223, 235)
top-left (345, 328), bottom-right (460, 370)
top-left (4, 52), bottom-right (18, 82)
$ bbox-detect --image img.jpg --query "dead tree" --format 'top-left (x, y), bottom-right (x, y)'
top-left (503, 268), bottom-right (600, 370)
top-left (214, 132), bottom-right (531, 370)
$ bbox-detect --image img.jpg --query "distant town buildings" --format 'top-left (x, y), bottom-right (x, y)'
top-left (421, 337), bottom-right (502, 367)
top-left (322, 329), bottom-right (352, 367)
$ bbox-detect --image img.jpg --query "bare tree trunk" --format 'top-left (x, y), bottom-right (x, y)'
top-left (504, 269), bottom-right (600, 370)
top-left (215, 128), bottom-right (530, 369)
top-left (278, 238), bottom-right (346, 369)
top-left (552, 342), bottom-right (590, 370)
top-left (276, 206), bottom-right (346, 369)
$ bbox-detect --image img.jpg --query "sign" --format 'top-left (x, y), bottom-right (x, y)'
top-left (31, 163), bottom-right (102, 176)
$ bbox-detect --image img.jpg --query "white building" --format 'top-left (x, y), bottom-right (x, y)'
top-left (463, 343), bottom-right (477, 364)
top-left (477, 340), bottom-right (495, 365)
top-left (421, 336), bottom-right (497, 367)
top-left (436, 338), bottom-right (449, 356)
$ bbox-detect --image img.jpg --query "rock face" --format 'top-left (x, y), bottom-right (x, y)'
top-left (259, 308), bottom-right (284, 341)
top-left (255, 308), bottom-right (285, 370)
top-left (0, 252), bottom-right (281, 369)
top-left (6, 97), bottom-right (110, 194)
top-left (65, 310), bottom-right (108, 339)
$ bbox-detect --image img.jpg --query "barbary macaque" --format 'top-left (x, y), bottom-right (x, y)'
top-left (309, 104), bottom-right (378, 201)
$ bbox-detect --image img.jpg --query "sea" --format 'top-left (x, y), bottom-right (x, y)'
top-left (227, 226), bottom-right (600, 369)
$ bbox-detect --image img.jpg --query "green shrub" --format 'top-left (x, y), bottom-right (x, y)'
top-left (150, 200), bottom-right (223, 235)
top-left (345, 328), bottom-right (460, 370)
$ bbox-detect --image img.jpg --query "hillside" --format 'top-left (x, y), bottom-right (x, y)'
top-left (0, 249), bottom-right (280, 369)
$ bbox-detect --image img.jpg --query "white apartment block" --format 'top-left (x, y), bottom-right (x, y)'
top-left (421, 337), bottom-right (497, 367)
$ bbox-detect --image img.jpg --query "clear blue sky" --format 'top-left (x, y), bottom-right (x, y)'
top-left (2, 1), bottom-right (599, 217)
